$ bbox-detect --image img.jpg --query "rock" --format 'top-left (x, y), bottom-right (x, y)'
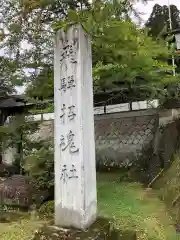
top-left (0, 163), bottom-right (18, 177)
top-left (0, 175), bottom-right (35, 208)
top-left (0, 175), bottom-right (51, 209)
top-left (0, 175), bottom-right (33, 207)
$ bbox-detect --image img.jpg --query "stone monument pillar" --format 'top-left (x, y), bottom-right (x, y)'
top-left (54, 25), bottom-right (97, 229)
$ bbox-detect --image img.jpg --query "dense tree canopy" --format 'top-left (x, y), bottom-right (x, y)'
top-left (0, 0), bottom-right (91, 97)
top-left (0, 0), bottom-right (179, 103)
top-left (30, 2), bottom-right (178, 101)
top-left (145, 4), bottom-right (180, 76)
top-left (145, 4), bottom-right (180, 38)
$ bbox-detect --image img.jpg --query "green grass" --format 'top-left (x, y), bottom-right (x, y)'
top-left (97, 173), bottom-right (177, 240)
top-left (0, 211), bottom-right (47, 240)
top-left (154, 152), bottom-right (180, 224)
top-left (0, 219), bottom-right (46, 240)
top-left (0, 172), bottom-right (178, 240)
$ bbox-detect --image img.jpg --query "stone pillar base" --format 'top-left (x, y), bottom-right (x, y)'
top-left (32, 217), bottom-right (137, 240)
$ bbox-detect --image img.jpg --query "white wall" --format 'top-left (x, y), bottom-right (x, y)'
top-left (20, 100), bottom-right (159, 122)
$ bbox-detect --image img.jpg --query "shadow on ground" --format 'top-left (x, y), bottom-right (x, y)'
top-left (32, 217), bottom-right (136, 240)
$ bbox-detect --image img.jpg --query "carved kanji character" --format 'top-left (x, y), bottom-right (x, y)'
top-left (68, 105), bottom-right (76, 120)
top-left (69, 44), bottom-right (77, 63)
top-left (69, 164), bottom-right (78, 179)
top-left (60, 135), bottom-right (66, 151)
top-left (67, 130), bottom-right (79, 153)
top-left (60, 165), bottom-right (68, 183)
top-left (60, 78), bottom-right (67, 92)
top-left (60, 131), bottom-right (79, 153)
top-left (67, 75), bottom-right (75, 89)
top-left (60, 104), bottom-right (66, 123)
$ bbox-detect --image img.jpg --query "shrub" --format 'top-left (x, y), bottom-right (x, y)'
top-left (38, 200), bottom-right (54, 218)
top-left (24, 142), bottom-right (54, 190)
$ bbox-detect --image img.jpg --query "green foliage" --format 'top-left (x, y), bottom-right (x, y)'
top-left (153, 152), bottom-right (180, 224)
top-left (29, 103), bottom-right (54, 114)
top-left (76, 5), bottom-right (178, 99)
top-left (91, 20), bottom-right (175, 91)
top-left (2, 115), bottom-right (40, 173)
top-left (146, 4), bottom-right (180, 39)
top-left (145, 3), bottom-right (180, 77)
top-left (0, 56), bottom-right (17, 96)
top-left (0, 0), bottom-right (178, 101)
top-left (1, 0), bottom-right (161, 101)
top-left (22, 1), bottom-right (179, 101)
top-left (23, 142), bottom-right (54, 190)
top-left (6, 116), bottom-right (38, 151)
top-left (26, 67), bottom-right (53, 99)
top-left (38, 200), bottom-right (54, 217)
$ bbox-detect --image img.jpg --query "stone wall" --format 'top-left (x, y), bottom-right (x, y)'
top-left (28, 109), bottom-right (158, 169)
top-left (146, 119), bottom-right (180, 181)
top-left (94, 110), bottom-right (158, 168)
top-left (3, 108), bottom-right (180, 182)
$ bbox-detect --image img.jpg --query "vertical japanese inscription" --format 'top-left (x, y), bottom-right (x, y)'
top-left (59, 75), bottom-right (76, 92)
top-left (60, 104), bottom-right (76, 124)
top-left (60, 40), bottom-right (77, 64)
top-left (59, 39), bottom-right (79, 182)
top-left (60, 130), bottom-right (79, 153)
top-left (60, 164), bottom-right (78, 183)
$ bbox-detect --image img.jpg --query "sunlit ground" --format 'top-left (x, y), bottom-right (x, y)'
top-left (0, 172), bottom-right (178, 240)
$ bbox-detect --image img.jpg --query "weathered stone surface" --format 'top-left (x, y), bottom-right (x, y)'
top-left (54, 25), bottom-right (96, 229)
top-left (0, 175), bottom-right (34, 207)
top-left (0, 175), bottom-right (50, 208)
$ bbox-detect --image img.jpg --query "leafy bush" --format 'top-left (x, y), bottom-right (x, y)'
top-left (38, 200), bottom-right (54, 217)
top-left (23, 141), bottom-right (54, 190)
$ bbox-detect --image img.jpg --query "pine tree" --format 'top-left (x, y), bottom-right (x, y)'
top-left (146, 4), bottom-right (180, 38)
